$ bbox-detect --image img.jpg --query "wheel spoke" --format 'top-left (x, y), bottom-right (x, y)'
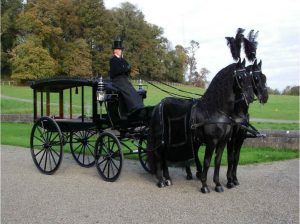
top-left (50, 133), bottom-right (60, 145)
top-left (107, 159), bottom-right (111, 178)
top-left (34, 148), bottom-right (45, 157)
top-left (38, 149), bottom-right (46, 166)
top-left (87, 143), bottom-right (95, 154)
top-left (110, 160), bottom-right (115, 177)
top-left (36, 126), bottom-right (46, 142)
top-left (49, 147), bottom-right (60, 157)
top-left (49, 149), bottom-right (58, 166)
top-left (98, 156), bottom-right (108, 166)
top-left (76, 145), bottom-right (84, 160)
top-left (82, 145), bottom-right (86, 164)
top-left (72, 143), bottom-right (82, 153)
top-left (110, 157), bottom-right (119, 170)
top-left (102, 158), bottom-right (109, 174)
top-left (44, 150), bottom-right (48, 171)
top-left (34, 135), bottom-right (45, 143)
top-left (48, 150), bottom-right (53, 171)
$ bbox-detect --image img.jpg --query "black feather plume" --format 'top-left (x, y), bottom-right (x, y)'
top-left (235, 28), bottom-right (245, 59)
top-left (244, 30), bottom-right (259, 62)
top-left (226, 37), bottom-right (239, 61)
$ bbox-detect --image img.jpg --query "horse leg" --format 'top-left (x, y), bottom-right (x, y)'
top-left (156, 162), bottom-right (166, 188)
top-left (154, 151), bottom-right (166, 188)
top-left (214, 142), bottom-right (226, 193)
top-left (194, 142), bottom-right (202, 179)
top-left (163, 162), bottom-right (172, 186)
top-left (185, 165), bottom-right (193, 180)
top-left (232, 137), bottom-right (245, 186)
top-left (185, 143), bottom-right (202, 180)
top-left (226, 137), bottom-right (236, 189)
top-left (200, 144), bottom-right (214, 193)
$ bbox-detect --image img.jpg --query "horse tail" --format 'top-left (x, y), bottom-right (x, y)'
top-left (147, 102), bottom-right (164, 174)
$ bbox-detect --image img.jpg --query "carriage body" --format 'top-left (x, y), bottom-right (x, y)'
top-left (30, 77), bottom-right (151, 181)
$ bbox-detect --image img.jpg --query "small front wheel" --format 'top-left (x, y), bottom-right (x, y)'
top-left (70, 129), bottom-right (97, 167)
top-left (95, 132), bottom-right (123, 182)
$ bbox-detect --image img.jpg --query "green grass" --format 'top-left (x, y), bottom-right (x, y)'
top-left (197, 147), bottom-right (299, 166)
top-left (250, 122), bottom-right (299, 130)
top-left (1, 84), bottom-right (299, 131)
top-left (1, 122), bottom-right (32, 147)
top-left (249, 95), bottom-right (299, 120)
top-left (1, 122), bottom-right (299, 165)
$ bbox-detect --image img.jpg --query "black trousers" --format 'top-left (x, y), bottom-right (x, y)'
top-left (111, 76), bottom-right (144, 113)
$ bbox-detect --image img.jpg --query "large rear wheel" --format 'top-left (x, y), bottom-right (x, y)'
top-left (95, 132), bottom-right (123, 182)
top-left (30, 117), bottom-right (63, 174)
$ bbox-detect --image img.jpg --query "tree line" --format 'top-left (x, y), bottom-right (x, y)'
top-left (268, 86), bottom-right (300, 96)
top-left (1, 0), bottom-right (208, 86)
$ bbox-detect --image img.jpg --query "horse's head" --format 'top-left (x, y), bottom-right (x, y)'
top-left (233, 58), bottom-right (255, 105)
top-left (247, 59), bottom-right (269, 104)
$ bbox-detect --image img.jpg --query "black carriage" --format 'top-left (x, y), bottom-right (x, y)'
top-left (30, 77), bottom-right (152, 181)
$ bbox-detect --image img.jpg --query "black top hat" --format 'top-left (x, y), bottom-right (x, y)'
top-left (112, 37), bottom-right (123, 49)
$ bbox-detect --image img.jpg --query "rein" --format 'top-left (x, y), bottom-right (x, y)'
top-left (144, 79), bottom-right (193, 99)
top-left (155, 80), bottom-right (203, 97)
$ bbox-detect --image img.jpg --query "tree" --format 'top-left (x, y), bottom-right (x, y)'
top-left (186, 40), bottom-right (200, 83)
top-left (164, 45), bottom-right (188, 82)
top-left (74, 0), bottom-right (116, 76)
top-left (282, 85), bottom-right (299, 96)
top-left (61, 39), bottom-right (92, 76)
top-left (111, 3), bottom-right (168, 80)
top-left (290, 86), bottom-right (300, 96)
top-left (267, 87), bottom-right (281, 95)
top-left (1, 0), bottom-right (24, 77)
top-left (10, 41), bottom-right (58, 81)
top-left (190, 67), bottom-right (209, 88)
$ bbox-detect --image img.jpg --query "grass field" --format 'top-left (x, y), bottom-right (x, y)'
top-left (1, 122), bottom-right (299, 166)
top-left (1, 84), bottom-right (299, 131)
top-left (1, 84), bottom-right (299, 120)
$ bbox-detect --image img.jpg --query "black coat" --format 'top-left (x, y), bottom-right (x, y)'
top-left (109, 56), bottom-right (144, 113)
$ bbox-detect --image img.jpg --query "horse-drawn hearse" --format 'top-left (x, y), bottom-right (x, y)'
top-left (30, 77), bottom-right (153, 181)
top-left (29, 28), bottom-right (268, 192)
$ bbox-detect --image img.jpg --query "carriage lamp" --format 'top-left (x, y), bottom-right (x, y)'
top-left (138, 78), bottom-right (143, 90)
top-left (97, 76), bottom-right (106, 102)
top-left (137, 78), bottom-right (147, 99)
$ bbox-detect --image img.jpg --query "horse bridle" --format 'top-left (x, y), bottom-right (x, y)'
top-left (249, 69), bottom-right (267, 102)
top-left (233, 68), bottom-right (250, 106)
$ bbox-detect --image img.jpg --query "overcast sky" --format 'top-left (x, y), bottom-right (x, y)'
top-left (104, 0), bottom-right (300, 91)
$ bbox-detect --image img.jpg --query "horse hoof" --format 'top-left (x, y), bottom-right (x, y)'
top-left (200, 186), bottom-right (210, 194)
top-left (215, 185), bottom-right (224, 193)
top-left (226, 182), bottom-right (235, 189)
top-left (165, 179), bottom-right (172, 186)
top-left (186, 174), bottom-right (193, 180)
top-left (157, 181), bottom-right (166, 188)
top-left (196, 172), bottom-right (201, 179)
top-left (233, 180), bottom-right (240, 186)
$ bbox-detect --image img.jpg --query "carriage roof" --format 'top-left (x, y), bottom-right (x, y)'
top-left (30, 77), bottom-right (99, 92)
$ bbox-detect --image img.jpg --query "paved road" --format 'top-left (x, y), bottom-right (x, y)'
top-left (1, 145), bottom-right (299, 224)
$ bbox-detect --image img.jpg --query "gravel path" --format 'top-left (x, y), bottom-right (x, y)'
top-left (1, 145), bottom-right (299, 224)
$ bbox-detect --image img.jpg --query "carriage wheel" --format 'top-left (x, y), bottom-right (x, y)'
top-left (138, 138), bottom-right (151, 173)
top-left (95, 132), bottom-right (123, 182)
top-left (30, 117), bottom-right (63, 175)
top-left (70, 129), bottom-right (97, 167)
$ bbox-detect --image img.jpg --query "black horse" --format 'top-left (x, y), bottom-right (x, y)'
top-left (147, 59), bottom-right (254, 192)
top-left (226, 59), bottom-right (268, 188)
